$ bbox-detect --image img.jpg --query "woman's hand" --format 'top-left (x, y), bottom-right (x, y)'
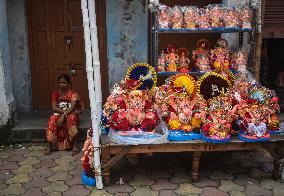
top-left (56, 114), bottom-right (66, 126)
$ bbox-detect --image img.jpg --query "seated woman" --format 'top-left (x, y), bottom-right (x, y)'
top-left (45, 74), bottom-right (83, 155)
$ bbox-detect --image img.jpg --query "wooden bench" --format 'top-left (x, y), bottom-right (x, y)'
top-left (101, 135), bottom-right (284, 186)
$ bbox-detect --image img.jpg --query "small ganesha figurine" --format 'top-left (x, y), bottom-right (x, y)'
top-left (209, 4), bottom-right (224, 29)
top-left (157, 51), bottom-right (166, 72)
top-left (268, 97), bottom-right (281, 134)
top-left (191, 95), bottom-right (207, 131)
top-left (198, 8), bottom-right (211, 29)
top-left (211, 38), bottom-right (230, 70)
top-left (177, 48), bottom-right (190, 72)
top-left (192, 39), bottom-right (211, 72)
top-left (158, 4), bottom-right (171, 29)
top-left (231, 50), bottom-right (248, 71)
top-left (103, 84), bottom-right (126, 120)
top-left (268, 113), bottom-right (280, 132)
top-left (165, 45), bottom-right (179, 72)
top-left (183, 6), bottom-right (198, 29)
top-left (223, 8), bottom-right (239, 29)
top-left (239, 6), bottom-right (252, 29)
top-left (195, 54), bottom-right (211, 72)
top-left (171, 6), bottom-right (183, 29)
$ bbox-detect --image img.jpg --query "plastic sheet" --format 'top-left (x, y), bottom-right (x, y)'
top-left (108, 120), bottom-right (169, 145)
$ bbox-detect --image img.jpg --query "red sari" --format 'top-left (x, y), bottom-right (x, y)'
top-left (46, 89), bottom-right (83, 150)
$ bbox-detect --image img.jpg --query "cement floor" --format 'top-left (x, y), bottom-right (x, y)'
top-left (0, 142), bottom-right (284, 196)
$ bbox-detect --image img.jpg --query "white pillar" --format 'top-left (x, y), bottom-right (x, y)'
top-left (81, 0), bottom-right (103, 189)
top-left (88, 0), bottom-right (103, 118)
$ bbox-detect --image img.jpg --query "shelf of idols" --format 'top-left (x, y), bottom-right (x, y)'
top-left (155, 28), bottom-right (253, 34)
top-left (157, 71), bottom-right (205, 77)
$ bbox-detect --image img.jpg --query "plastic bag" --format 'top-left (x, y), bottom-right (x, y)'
top-left (208, 4), bottom-right (224, 29)
top-left (182, 6), bottom-right (198, 29)
top-left (239, 4), bottom-right (253, 29)
top-left (158, 4), bottom-right (171, 29)
top-left (197, 8), bottom-right (211, 30)
top-left (223, 7), bottom-right (240, 29)
top-left (170, 6), bottom-right (183, 29)
top-left (108, 119), bottom-right (169, 145)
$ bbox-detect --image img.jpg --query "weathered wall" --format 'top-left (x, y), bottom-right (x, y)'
top-left (0, 0), bottom-right (15, 127)
top-left (106, 0), bottom-right (148, 88)
top-left (7, 0), bottom-right (32, 112)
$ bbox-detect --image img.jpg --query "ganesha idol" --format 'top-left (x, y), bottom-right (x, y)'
top-left (211, 39), bottom-right (230, 70)
top-left (164, 93), bottom-right (202, 141)
top-left (192, 39), bottom-right (211, 72)
top-left (238, 104), bottom-right (270, 142)
top-left (239, 6), bottom-right (252, 29)
top-left (108, 90), bottom-right (160, 133)
top-left (158, 5), bottom-right (171, 29)
top-left (201, 97), bottom-right (233, 143)
top-left (81, 128), bottom-right (95, 178)
top-left (167, 93), bottom-right (193, 132)
top-left (223, 8), bottom-right (239, 29)
top-left (268, 97), bottom-right (281, 134)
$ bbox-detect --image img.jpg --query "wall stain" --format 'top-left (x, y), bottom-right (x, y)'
top-left (107, 0), bottom-right (147, 88)
top-left (123, 13), bottom-right (132, 21)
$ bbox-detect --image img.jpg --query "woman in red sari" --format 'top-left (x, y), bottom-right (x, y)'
top-left (45, 74), bottom-right (83, 155)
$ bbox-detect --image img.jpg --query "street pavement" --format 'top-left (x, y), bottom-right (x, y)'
top-left (0, 143), bottom-right (284, 196)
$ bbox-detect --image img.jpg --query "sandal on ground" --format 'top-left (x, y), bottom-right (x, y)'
top-left (72, 148), bottom-right (79, 155)
top-left (44, 149), bottom-right (52, 155)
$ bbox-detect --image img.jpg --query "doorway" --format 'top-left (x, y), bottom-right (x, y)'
top-left (27, 0), bottom-right (108, 109)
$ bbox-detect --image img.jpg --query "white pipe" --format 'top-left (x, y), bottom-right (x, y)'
top-left (81, 0), bottom-right (103, 189)
top-left (88, 0), bottom-right (103, 118)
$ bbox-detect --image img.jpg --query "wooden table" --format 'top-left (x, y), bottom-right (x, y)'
top-left (101, 135), bottom-right (284, 186)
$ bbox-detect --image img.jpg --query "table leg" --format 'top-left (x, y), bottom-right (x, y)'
top-left (101, 145), bottom-right (111, 186)
top-left (263, 145), bottom-right (284, 179)
top-left (192, 151), bottom-right (202, 182)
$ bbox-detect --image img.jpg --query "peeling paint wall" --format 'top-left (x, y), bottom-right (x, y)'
top-left (0, 0), bottom-right (15, 127)
top-left (7, 0), bottom-right (32, 112)
top-left (106, 0), bottom-right (148, 88)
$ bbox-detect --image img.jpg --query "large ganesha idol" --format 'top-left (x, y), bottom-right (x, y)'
top-left (103, 63), bottom-right (161, 140)
top-left (237, 103), bottom-right (270, 142)
top-left (202, 96), bottom-right (234, 143)
top-left (160, 73), bottom-right (202, 141)
top-left (197, 72), bottom-right (234, 143)
top-left (234, 83), bottom-right (275, 142)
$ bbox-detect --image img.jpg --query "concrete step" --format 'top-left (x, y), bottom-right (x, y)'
top-left (12, 109), bottom-right (91, 142)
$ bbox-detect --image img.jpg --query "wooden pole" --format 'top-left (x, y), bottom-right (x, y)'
top-left (254, 0), bottom-right (266, 81)
top-left (88, 0), bottom-right (103, 118)
top-left (81, 0), bottom-right (103, 189)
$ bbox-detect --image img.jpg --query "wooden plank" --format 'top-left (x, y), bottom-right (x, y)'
top-left (108, 142), bottom-right (283, 154)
